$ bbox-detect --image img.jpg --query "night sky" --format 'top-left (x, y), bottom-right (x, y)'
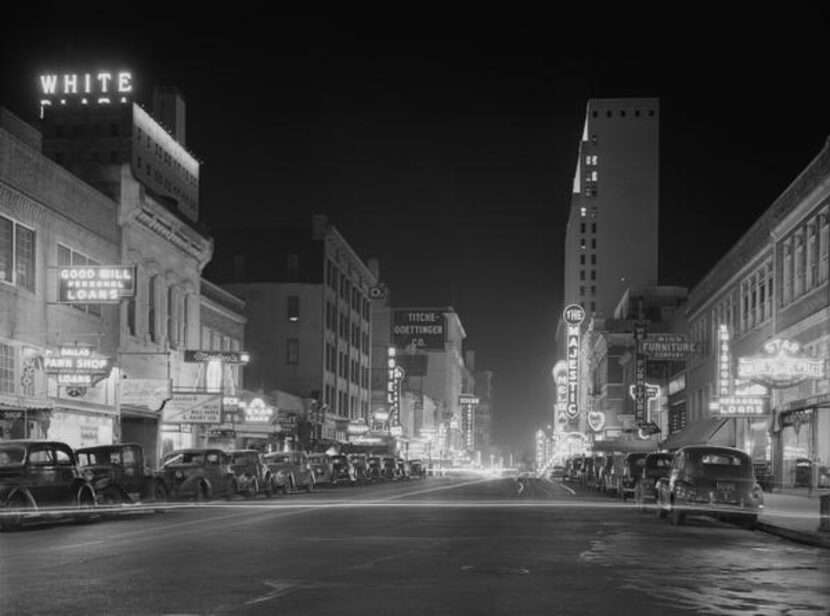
top-left (3, 14), bottom-right (829, 453)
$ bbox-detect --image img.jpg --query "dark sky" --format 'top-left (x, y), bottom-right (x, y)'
top-left (3, 14), bottom-right (830, 454)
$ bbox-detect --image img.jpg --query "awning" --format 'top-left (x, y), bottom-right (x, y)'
top-left (661, 417), bottom-right (730, 451)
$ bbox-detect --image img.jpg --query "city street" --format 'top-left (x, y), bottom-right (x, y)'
top-left (2, 476), bottom-right (829, 615)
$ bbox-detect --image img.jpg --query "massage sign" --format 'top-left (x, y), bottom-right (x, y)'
top-left (44, 346), bottom-right (111, 387)
top-left (58, 266), bottom-right (136, 303)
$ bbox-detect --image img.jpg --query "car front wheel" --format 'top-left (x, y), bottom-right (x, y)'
top-left (1, 495), bottom-right (30, 532)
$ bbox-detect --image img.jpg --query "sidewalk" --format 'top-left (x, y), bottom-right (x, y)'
top-left (758, 487), bottom-right (830, 548)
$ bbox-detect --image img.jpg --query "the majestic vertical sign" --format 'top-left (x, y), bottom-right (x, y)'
top-left (563, 304), bottom-right (586, 419)
top-left (552, 360), bottom-right (569, 428)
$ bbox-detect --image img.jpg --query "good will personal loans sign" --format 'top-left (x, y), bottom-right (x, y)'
top-left (58, 266), bottom-right (136, 303)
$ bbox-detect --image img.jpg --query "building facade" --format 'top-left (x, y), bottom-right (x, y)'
top-left (0, 108), bottom-right (122, 448)
top-left (562, 98), bottom-right (660, 320)
top-left (674, 136), bottom-right (830, 488)
top-left (207, 215), bottom-right (377, 445)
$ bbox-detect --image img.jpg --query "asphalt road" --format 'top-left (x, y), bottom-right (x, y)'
top-left (2, 476), bottom-right (829, 615)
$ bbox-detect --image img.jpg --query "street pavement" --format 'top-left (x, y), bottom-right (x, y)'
top-left (2, 475), bottom-right (830, 615)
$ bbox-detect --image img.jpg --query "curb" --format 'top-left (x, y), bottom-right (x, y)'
top-left (757, 521), bottom-right (830, 549)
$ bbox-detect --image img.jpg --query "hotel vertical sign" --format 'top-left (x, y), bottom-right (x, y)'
top-left (563, 304), bottom-right (585, 419)
top-left (634, 324), bottom-right (647, 425)
top-left (718, 324), bottom-right (733, 398)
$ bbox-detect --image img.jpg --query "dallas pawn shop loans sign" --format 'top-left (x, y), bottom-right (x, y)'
top-left (58, 266), bottom-right (136, 303)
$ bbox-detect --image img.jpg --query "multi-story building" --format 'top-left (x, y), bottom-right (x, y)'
top-left (669, 136), bottom-right (829, 488)
top-left (206, 215), bottom-right (377, 445)
top-left (0, 108), bottom-right (122, 448)
top-left (581, 286), bottom-right (687, 453)
top-left (561, 98), bottom-right (660, 320)
top-left (37, 72), bottom-right (213, 465)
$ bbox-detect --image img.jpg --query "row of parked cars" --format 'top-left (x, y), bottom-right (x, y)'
top-left (560, 445), bottom-right (764, 528)
top-left (0, 439), bottom-right (428, 531)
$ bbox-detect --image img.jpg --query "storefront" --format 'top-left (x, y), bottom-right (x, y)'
top-left (773, 394), bottom-right (830, 489)
top-left (0, 402), bottom-right (52, 440)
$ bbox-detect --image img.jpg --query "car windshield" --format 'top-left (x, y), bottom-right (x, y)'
top-left (0, 444), bottom-right (26, 466)
top-left (646, 456), bottom-right (672, 469)
top-left (265, 454), bottom-right (290, 463)
top-left (231, 453), bottom-right (258, 465)
top-left (693, 452), bottom-right (753, 477)
top-left (163, 452), bottom-right (204, 466)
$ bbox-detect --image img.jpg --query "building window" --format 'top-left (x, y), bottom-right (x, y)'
top-left (591, 171), bottom-right (598, 182)
top-left (0, 342), bottom-right (14, 394)
top-left (819, 208), bottom-right (829, 283)
top-left (127, 296), bottom-right (136, 336)
top-left (287, 338), bottom-right (299, 364)
top-left (783, 238), bottom-right (793, 304)
top-left (580, 238), bottom-right (586, 250)
top-left (167, 286), bottom-right (177, 349)
top-left (580, 255), bottom-right (585, 265)
top-left (148, 275), bottom-right (158, 342)
top-left (592, 111), bottom-right (598, 118)
top-left (580, 270), bottom-right (585, 281)
top-left (580, 207), bottom-right (587, 217)
top-left (591, 255), bottom-right (597, 265)
top-left (590, 286), bottom-right (596, 295)
top-left (590, 135), bottom-right (598, 146)
top-left (591, 223), bottom-right (597, 233)
top-left (287, 296), bottom-right (299, 322)
top-left (580, 223), bottom-right (586, 233)
top-left (591, 238), bottom-right (597, 249)
top-left (591, 270), bottom-right (596, 281)
top-left (181, 293), bottom-right (190, 347)
top-left (648, 109), bottom-right (655, 117)
top-left (0, 216), bottom-right (35, 293)
top-left (590, 301), bottom-right (596, 312)
top-left (606, 110), bottom-right (612, 118)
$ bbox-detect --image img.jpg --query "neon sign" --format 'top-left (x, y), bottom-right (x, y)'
top-left (242, 398), bottom-right (273, 423)
top-left (738, 338), bottom-right (826, 388)
top-left (39, 71), bottom-right (133, 110)
top-left (44, 346), bottom-right (111, 387)
top-left (587, 411), bottom-right (606, 432)
top-left (563, 302), bottom-right (585, 421)
top-left (58, 266), bottom-right (136, 303)
top-left (715, 396), bottom-right (769, 418)
top-left (717, 324), bottom-right (733, 397)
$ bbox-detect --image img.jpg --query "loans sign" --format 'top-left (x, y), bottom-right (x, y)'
top-left (58, 266), bottom-right (136, 303)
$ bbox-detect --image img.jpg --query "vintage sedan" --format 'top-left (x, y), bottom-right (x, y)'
top-left (1, 440), bottom-right (96, 531)
top-left (330, 454), bottom-right (357, 486)
top-left (228, 450), bottom-right (275, 498)
top-left (633, 452), bottom-right (673, 510)
top-left (263, 450), bottom-right (315, 493)
top-left (76, 443), bottom-right (162, 504)
top-left (409, 459), bottom-right (427, 479)
top-left (366, 456), bottom-right (384, 481)
top-left (308, 453), bottom-right (334, 486)
top-left (656, 446), bottom-right (764, 527)
top-left (156, 449), bottom-right (239, 501)
top-left (618, 452), bottom-right (649, 502)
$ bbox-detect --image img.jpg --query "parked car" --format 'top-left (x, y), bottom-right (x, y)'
top-left (396, 458), bottom-right (410, 480)
top-left (263, 450), bottom-right (315, 493)
top-left (634, 452), bottom-right (673, 510)
top-left (156, 449), bottom-right (239, 501)
top-left (330, 454), bottom-right (357, 485)
top-left (348, 453), bottom-right (369, 483)
top-left (656, 446), bottom-right (763, 527)
top-left (597, 455), bottom-right (614, 493)
top-left (1, 440), bottom-right (96, 531)
top-left (409, 459), bottom-right (427, 479)
top-left (308, 453), bottom-right (334, 486)
top-left (381, 457), bottom-right (398, 480)
top-left (228, 450), bottom-right (275, 498)
top-left (604, 454), bottom-right (626, 496)
top-left (367, 456), bottom-right (384, 481)
top-left (618, 453), bottom-right (649, 501)
top-left (564, 457), bottom-right (583, 482)
top-left (76, 443), bottom-right (162, 505)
